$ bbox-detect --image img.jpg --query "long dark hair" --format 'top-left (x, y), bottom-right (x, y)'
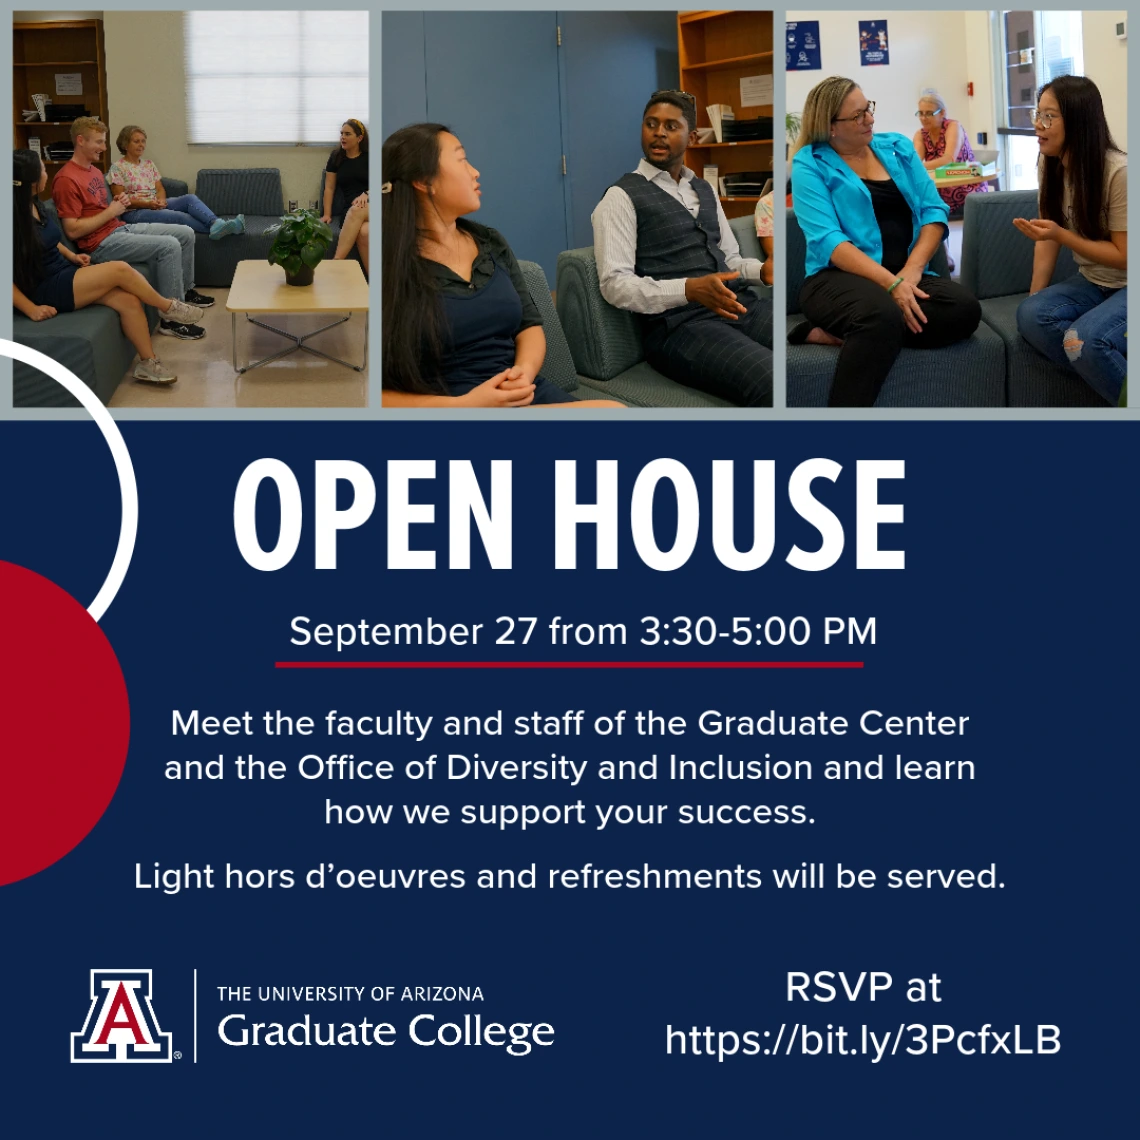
top-left (1038, 76), bottom-right (1122, 240)
top-left (329, 118), bottom-right (369, 171)
top-left (381, 122), bottom-right (463, 394)
top-left (13, 149), bottom-right (44, 297)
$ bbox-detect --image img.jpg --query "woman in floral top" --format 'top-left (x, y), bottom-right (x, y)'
top-left (108, 125), bottom-right (244, 239)
top-left (753, 191), bottom-right (775, 285)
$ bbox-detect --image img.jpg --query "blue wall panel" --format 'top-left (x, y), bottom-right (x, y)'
top-left (423, 12), bottom-right (567, 282)
top-left (559, 12), bottom-right (679, 250)
top-left (380, 12), bottom-right (680, 277)
top-left (381, 12), bottom-right (428, 139)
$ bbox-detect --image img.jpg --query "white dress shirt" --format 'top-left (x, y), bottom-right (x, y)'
top-left (591, 157), bottom-right (764, 314)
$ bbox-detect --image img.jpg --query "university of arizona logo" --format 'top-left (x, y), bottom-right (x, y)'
top-left (71, 969), bottom-right (173, 1063)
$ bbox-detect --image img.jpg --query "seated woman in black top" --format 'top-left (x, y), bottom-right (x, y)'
top-left (323, 119), bottom-right (370, 273)
top-left (381, 123), bottom-right (622, 408)
top-left (790, 78), bottom-right (981, 407)
top-left (11, 148), bottom-right (204, 385)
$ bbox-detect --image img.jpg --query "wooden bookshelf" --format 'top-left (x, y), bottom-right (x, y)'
top-left (13, 19), bottom-right (109, 196)
top-left (679, 10), bottom-right (773, 219)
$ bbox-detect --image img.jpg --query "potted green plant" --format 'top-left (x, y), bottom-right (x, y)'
top-left (266, 207), bottom-right (333, 287)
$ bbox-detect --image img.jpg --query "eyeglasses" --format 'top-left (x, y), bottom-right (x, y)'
top-left (833, 101), bottom-right (876, 124)
top-left (1030, 110), bottom-right (1061, 128)
top-left (915, 109), bottom-right (943, 118)
top-left (649, 88), bottom-right (695, 106)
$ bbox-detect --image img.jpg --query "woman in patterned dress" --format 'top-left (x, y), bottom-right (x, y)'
top-left (912, 89), bottom-right (989, 271)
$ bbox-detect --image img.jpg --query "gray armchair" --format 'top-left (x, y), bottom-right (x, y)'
top-left (959, 189), bottom-right (1109, 406)
top-left (554, 247), bottom-right (736, 408)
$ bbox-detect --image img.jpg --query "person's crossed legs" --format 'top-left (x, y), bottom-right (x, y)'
top-left (92, 224), bottom-right (208, 337)
top-left (116, 222), bottom-right (210, 307)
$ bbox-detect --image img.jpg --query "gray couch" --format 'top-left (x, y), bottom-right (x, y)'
top-left (959, 189), bottom-right (1109, 407)
top-left (13, 168), bottom-right (307, 405)
top-left (13, 199), bottom-right (162, 407)
top-left (180, 168), bottom-right (284, 289)
top-left (786, 207), bottom-right (1006, 407)
top-left (518, 259), bottom-right (585, 400)
top-left (128, 168), bottom-right (357, 289)
top-left (554, 214), bottom-right (771, 408)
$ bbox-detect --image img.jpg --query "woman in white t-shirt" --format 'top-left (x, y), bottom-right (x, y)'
top-left (1014, 77), bottom-right (1127, 404)
top-left (108, 125), bottom-right (245, 240)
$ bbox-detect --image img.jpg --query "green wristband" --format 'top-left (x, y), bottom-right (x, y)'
top-left (887, 275), bottom-right (904, 293)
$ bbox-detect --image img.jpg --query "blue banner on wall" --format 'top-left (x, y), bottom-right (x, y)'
top-left (859, 20), bottom-right (890, 66)
top-left (786, 21), bottom-right (821, 72)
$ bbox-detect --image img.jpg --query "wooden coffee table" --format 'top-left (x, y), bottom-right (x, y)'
top-left (226, 259), bottom-right (369, 373)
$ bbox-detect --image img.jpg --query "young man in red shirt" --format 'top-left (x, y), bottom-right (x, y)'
top-left (52, 117), bottom-right (211, 340)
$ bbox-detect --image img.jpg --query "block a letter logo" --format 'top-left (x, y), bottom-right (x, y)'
top-left (71, 969), bottom-right (173, 1062)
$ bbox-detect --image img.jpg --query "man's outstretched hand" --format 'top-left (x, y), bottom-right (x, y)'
top-left (685, 271), bottom-right (746, 320)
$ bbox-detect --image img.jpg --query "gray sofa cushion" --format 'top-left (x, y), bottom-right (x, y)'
top-left (14, 306), bottom-right (141, 406)
top-left (577, 363), bottom-right (733, 407)
top-left (728, 212), bottom-right (773, 301)
top-left (958, 189), bottom-right (1076, 300)
top-left (556, 247), bottom-right (647, 380)
top-left (194, 168), bottom-right (284, 217)
top-left (183, 169), bottom-right (285, 288)
top-left (729, 212), bottom-right (761, 260)
top-left (979, 294), bottom-right (1110, 407)
top-left (192, 214), bottom-right (282, 290)
top-left (518, 260), bottom-right (578, 393)
top-left (788, 320), bottom-right (1006, 407)
top-left (161, 177), bottom-right (189, 198)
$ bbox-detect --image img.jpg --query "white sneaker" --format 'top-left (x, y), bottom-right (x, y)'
top-left (166, 297), bottom-right (203, 324)
top-left (133, 357), bottom-right (178, 385)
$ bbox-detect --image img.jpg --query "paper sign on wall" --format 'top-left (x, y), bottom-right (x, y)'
top-left (740, 74), bottom-right (774, 107)
top-left (55, 73), bottom-right (83, 95)
top-left (859, 20), bottom-right (889, 67)
top-left (786, 21), bottom-right (821, 72)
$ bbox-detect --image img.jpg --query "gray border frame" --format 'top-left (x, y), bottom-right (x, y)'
top-left (2, 2), bottom-right (1135, 418)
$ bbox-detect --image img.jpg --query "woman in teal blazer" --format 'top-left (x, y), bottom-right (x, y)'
top-left (790, 77), bottom-right (980, 406)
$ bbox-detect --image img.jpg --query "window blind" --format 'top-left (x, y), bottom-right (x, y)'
top-left (184, 11), bottom-right (368, 145)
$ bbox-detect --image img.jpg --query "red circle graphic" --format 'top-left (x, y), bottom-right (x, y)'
top-left (0, 560), bottom-right (130, 886)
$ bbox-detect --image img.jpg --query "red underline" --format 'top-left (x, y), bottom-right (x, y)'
top-left (275, 661), bottom-right (864, 670)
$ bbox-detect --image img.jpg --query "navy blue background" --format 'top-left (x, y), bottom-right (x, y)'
top-left (1, 422), bottom-right (1132, 1137)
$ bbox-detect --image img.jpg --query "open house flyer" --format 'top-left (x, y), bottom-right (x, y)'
top-left (1, 10), bottom-right (1135, 1139)
top-left (2, 416), bottom-right (1134, 1136)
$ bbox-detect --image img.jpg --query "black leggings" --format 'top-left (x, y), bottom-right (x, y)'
top-left (799, 270), bottom-right (981, 407)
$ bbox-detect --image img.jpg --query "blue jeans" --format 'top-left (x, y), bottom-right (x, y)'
top-left (120, 194), bottom-right (217, 234)
top-left (1017, 275), bottom-right (1127, 404)
top-left (93, 223), bottom-right (196, 301)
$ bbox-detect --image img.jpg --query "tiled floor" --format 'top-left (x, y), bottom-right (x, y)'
top-left (108, 287), bottom-right (368, 408)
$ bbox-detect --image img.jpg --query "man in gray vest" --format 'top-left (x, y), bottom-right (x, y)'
top-left (592, 90), bottom-right (773, 407)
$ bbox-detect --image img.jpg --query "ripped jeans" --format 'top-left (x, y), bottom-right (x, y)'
top-left (1017, 275), bottom-right (1127, 405)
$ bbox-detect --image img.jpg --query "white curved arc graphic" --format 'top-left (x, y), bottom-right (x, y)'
top-left (3, 339), bottom-right (137, 623)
